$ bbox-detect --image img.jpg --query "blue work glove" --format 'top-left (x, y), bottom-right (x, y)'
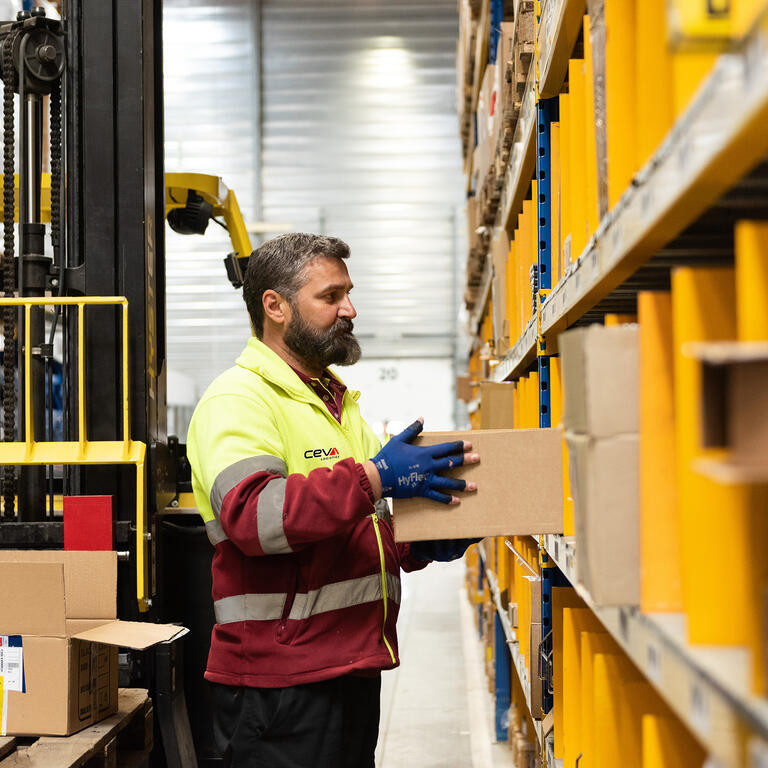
top-left (372, 419), bottom-right (469, 504)
top-left (410, 538), bottom-right (482, 562)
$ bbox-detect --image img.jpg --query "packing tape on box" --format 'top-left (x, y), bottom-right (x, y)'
top-left (0, 635), bottom-right (25, 736)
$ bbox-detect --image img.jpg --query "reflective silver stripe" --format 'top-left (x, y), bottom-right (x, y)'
top-left (210, 455), bottom-right (287, 515)
top-left (214, 572), bottom-right (402, 625)
top-left (257, 478), bottom-right (292, 555)
top-left (205, 519), bottom-right (228, 546)
top-left (214, 592), bottom-right (287, 624)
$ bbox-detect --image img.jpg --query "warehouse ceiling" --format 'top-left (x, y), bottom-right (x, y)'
top-left (164, 0), bottom-right (464, 396)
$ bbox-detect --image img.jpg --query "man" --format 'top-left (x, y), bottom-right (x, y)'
top-left (187, 233), bottom-right (479, 767)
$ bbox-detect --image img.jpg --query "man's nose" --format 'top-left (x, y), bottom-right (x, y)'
top-left (339, 294), bottom-right (356, 319)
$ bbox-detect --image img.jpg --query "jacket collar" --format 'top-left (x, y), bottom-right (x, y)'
top-left (236, 336), bottom-right (361, 403)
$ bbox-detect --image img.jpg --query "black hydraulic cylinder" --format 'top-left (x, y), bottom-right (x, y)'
top-left (17, 74), bottom-right (50, 521)
top-left (18, 236), bottom-right (49, 521)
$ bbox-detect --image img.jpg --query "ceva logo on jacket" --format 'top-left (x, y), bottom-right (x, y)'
top-left (304, 447), bottom-right (340, 460)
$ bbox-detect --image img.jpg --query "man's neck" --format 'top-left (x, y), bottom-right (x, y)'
top-left (260, 333), bottom-right (323, 379)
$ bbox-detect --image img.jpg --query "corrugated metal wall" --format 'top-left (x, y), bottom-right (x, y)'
top-left (163, 0), bottom-right (259, 392)
top-left (261, 0), bottom-right (464, 360)
top-left (164, 0), bottom-right (463, 398)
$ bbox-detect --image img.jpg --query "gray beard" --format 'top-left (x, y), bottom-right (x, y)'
top-left (283, 305), bottom-right (362, 370)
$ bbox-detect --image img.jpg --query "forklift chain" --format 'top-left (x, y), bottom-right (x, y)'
top-left (2, 28), bottom-right (18, 517)
top-left (50, 78), bottom-right (61, 258)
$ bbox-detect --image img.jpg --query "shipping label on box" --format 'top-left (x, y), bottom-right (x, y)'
top-left (393, 429), bottom-right (563, 542)
top-left (0, 635), bottom-right (24, 694)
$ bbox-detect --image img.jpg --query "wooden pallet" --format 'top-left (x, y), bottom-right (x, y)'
top-left (0, 689), bottom-right (153, 768)
top-left (513, 1), bottom-right (535, 99)
top-left (478, 166), bottom-right (503, 225)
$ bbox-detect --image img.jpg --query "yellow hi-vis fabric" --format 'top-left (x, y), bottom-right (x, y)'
top-left (188, 336), bottom-right (382, 535)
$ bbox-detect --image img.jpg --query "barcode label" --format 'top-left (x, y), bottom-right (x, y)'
top-left (646, 641), bottom-right (662, 684)
top-left (690, 682), bottom-right (711, 736)
top-left (0, 637), bottom-right (24, 693)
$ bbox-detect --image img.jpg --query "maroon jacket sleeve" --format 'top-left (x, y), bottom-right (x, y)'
top-left (219, 457), bottom-right (375, 556)
top-left (397, 543), bottom-right (430, 573)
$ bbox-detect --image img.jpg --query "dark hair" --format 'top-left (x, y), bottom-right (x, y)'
top-left (243, 233), bottom-right (351, 337)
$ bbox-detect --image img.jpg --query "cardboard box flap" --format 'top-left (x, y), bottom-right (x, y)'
top-left (0, 561), bottom-right (66, 636)
top-left (72, 620), bottom-right (188, 650)
top-left (66, 618), bottom-right (112, 636)
top-left (0, 550), bottom-right (117, 619)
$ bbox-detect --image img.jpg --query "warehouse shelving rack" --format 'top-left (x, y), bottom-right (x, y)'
top-left (541, 533), bottom-right (768, 767)
top-left (464, 1), bottom-right (768, 766)
top-left (478, 541), bottom-right (546, 748)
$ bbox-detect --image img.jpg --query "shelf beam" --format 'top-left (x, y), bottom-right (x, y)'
top-left (537, 0), bottom-right (588, 99)
top-left (492, 316), bottom-right (538, 381)
top-left (541, 17), bottom-right (768, 338)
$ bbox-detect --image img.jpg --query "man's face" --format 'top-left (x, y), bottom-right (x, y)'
top-left (283, 255), bottom-right (361, 369)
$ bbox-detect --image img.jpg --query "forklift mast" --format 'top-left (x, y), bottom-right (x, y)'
top-left (0, 2), bottom-right (253, 762)
top-left (65, 0), bottom-right (173, 623)
top-left (0, 1), bottom-right (211, 765)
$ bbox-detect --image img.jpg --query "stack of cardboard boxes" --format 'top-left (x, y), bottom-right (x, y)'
top-left (560, 324), bottom-right (641, 606)
top-left (0, 550), bottom-right (183, 736)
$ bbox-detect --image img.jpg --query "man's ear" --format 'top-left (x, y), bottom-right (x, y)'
top-left (262, 289), bottom-right (289, 325)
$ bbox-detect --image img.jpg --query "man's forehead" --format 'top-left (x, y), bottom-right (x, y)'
top-left (302, 255), bottom-right (352, 287)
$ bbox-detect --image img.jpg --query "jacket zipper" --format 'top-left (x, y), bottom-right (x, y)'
top-left (370, 513), bottom-right (397, 664)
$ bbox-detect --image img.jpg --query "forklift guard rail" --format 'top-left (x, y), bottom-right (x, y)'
top-left (0, 295), bottom-right (149, 611)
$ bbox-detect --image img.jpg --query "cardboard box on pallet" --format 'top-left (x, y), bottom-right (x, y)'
top-left (480, 382), bottom-right (515, 429)
top-left (560, 325), bottom-right (641, 606)
top-left (456, 374), bottom-right (473, 403)
top-left (393, 428), bottom-right (563, 542)
top-left (491, 227), bottom-right (511, 355)
top-left (472, 135), bottom-right (494, 193)
top-left (0, 550), bottom-right (185, 736)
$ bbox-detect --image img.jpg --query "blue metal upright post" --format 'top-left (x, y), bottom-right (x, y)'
top-left (494, 612), bottom-right (511, 741)
top-left (536, 97), bottom-right (558, 428)
top-left (489, 0), bottom-right (504, 65)
top-left (536, 98), bottom-right (558, 295)
top-left (478, 557), bottom-right (485, 637)
top-left (535, 97), bottom-right (561, 711)
top-left (540, 553), bottom-right (555, 714)
top-left (538, 355), bottom-right (551, 428)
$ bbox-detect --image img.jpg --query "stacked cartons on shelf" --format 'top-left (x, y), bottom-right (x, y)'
top-left (461, 0), bottom-right (537, 329)
top-left (560, 324), bottom-right (641, 607)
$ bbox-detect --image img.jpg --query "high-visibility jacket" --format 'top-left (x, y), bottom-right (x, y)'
top-left (187, 336), bottom-right (426, 688)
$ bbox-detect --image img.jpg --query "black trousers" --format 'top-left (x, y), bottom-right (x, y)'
top-left (211, 676), bottom-right (381, 768)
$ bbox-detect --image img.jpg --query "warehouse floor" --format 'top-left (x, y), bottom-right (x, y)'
top-left (376, 560), bottom-right (515, 767)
